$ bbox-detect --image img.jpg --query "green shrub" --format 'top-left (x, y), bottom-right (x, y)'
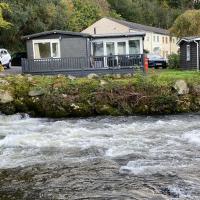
top-left (168, 53), bottom-right (180, 69)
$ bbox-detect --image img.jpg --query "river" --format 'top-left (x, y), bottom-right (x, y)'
top-left (0, 114), bottom-right (200, 199)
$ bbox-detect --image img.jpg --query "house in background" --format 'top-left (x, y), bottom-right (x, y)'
top-left (177, 36), bottom-right (200, 71)
top-left (22, 30), bottom-right (145, 75)
top-left (82, 17), bottom-right (179, 59)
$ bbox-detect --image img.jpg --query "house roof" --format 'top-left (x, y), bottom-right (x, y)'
top-left (177, 36), bottom-right (200, 45)
top-left (22, 30), bottom-right (145, 40)
top-left (92, 32), bottom-right (145, 39)
top-left (22, 30), bottom-right (91, 40)
top-left (106, 17), bottom-right (169, 35)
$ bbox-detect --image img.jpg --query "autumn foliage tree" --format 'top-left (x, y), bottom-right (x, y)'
top-left (0, 3), bottom-right (11, 29)
top-left (170, 10), bottom-right (200, 37)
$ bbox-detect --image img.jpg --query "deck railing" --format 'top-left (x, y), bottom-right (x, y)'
top-left (92, 54), bottom-right (143, 68)
top-left (22, 54), bottom-right (144, 75)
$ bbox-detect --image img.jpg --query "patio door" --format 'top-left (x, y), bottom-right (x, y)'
top-left (117, 42), bottom-right (126, 67)
top-left (106, 42), bottom-right (115, 56)
top-left (117, 42), bottom-right (126, 55)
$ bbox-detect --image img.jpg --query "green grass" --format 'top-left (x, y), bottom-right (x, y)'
top-left (148, 69), bottom-right (200, 81)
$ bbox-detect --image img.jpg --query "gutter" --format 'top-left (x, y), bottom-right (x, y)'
top-left (194, 40), bottom-right (199, 72)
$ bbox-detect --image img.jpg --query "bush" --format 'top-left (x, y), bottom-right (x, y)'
top-left (0, 64), bottom-right (4, 72)
top-left (168, 53), bottom-right (180, 69)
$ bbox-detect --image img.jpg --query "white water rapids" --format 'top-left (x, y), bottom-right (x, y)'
top-left (0, 113), bottom-right (200, 199)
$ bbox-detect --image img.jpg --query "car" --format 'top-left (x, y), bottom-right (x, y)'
top-left (11, 52), bottom-right (27, 66)
top-left (147, 54), bottom-right (167, 69)
top-left (0, 49), bottom-right (11, 68)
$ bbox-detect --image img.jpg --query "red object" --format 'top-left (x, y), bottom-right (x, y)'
top-left (144, 56), bottom-right (149, 73)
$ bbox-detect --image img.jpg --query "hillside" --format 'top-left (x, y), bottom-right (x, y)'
top-left (0, 0), bottom-right (200, 51)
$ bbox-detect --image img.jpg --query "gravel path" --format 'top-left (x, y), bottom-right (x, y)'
top-left (0, 66), bottom-right (22, 76)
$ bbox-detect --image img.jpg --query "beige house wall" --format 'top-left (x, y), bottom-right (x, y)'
top-left (143, 32), bottom-right (179, 58)
top-left (82, 18), bottom-right (179, 58)
top-left (82, 18), bottom-right (129, 34)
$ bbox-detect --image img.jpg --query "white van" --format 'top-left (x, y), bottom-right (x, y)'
top-left (0, 49), bottom-right (11, 68)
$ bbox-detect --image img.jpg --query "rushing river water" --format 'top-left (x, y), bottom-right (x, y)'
top-left (0, 114), bottom-right (200, 200)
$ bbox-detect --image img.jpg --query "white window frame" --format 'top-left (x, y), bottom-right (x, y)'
top-left (91, 37), bottom-right (143, 56)
top-left (186, 44), bottom-right (191, 61)
top-left (32, 39), bottom-right (61, 59)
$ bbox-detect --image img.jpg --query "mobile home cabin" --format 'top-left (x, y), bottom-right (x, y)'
top-left (22, 30), bottom-right (145, 76)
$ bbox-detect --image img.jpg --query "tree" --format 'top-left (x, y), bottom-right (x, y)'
top-left (67, 0), bottom-right (104, 32)
top-left (0, 3), bottom-right (11, 29)
top-left (108, 0), bottom-right (181, 29)
top-left (170, 10), bottom-right (200, 37)
top-left (0, 0), bottom-right (70, 51)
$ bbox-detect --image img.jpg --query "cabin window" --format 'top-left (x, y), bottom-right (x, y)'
top-left (129, 40), bottom-right (140, 54)
top-left (93, 42), bottom-right (103, 56)
top-left (186, 45), bottom-right (191, 61)
top-left (33, 39), bottom-right (60, 59)
top-left (106, 42), bottom-right (115, 56)
top-left (117, 42), bottom-right (126, 55)
top-left (52, 43), bottom-right (59, 57)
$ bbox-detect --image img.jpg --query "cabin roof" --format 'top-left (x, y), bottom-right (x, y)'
top-left (22, 30), bottom-right (91, 40)
top-left (22, 30), bottom-right (145, 40)
top-left (177, 36), bottom-right (200, 45)
top-left (92, 32), bottom-right (145, 39)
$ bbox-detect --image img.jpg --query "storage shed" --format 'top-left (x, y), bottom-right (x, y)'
top-left (178, 36), bottom-right (200, 71)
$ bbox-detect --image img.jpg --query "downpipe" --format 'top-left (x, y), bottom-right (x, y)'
top-left (194, 40), bottom-right (199, 72)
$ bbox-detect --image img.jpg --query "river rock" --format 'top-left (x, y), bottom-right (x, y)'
top-left (100, 80), bottom-right (108, 86)
top-left (193, 85), bottom-right (200, 94)
top-left (27, 76), bottom-right (33, 82)
top-left (174, 80), bottom-right (189, 95)
top-left (0, 90), bottom-right (13, 103)
top-left (28, 89), bottom-right (45, 97)
top-left (87, 73), bottom-right (99, 79)
top-left (114, 74), bottom-right (121, 79)
top-left (123, 73), bottom-right (132, 78)
top-left (0, 79), bottom-right (9, 86)
top-left (68, 75), bottom-right (76, 80)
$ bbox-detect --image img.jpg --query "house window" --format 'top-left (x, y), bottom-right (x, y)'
top-left (129, 40), bottom-right (140, 54)
top-left (153, 36), bottom-right (156, 42)
top-left (106, 42), bottom-right (115, 56)
top-left (157, 36), bottom-right (159, 42)
top-left (117, 42), bottom-right (126, 55)
top-left (166, 37), bottom-right (168, 44)
top-left (33, 39), bottom-right (60, 59)
top-left (162, 37), bottom-right (165, 43)
top-left (93, 42), bottom-right (103, 56)
top-left (186, 45), bottom-right (191, 61)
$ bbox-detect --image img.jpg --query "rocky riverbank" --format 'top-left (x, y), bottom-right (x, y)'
top-left (0, 71), bottom-right (200, 117)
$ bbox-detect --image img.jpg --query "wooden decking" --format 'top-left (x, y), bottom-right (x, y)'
top-left (22, 54), bottom-right (144, 76)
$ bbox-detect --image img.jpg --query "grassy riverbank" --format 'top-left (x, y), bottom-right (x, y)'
top-left (0, 70), bottom-right (200, 117)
